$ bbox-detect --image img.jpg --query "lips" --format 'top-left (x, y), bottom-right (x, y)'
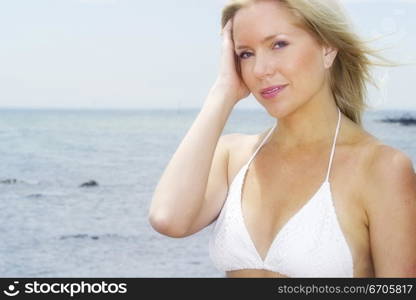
top-left (260, 85), bottom-right (287, 99)
top-left (261, 85), bottom-right (286, 94)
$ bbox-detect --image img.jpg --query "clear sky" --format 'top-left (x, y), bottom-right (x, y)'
top-left (0, 0), bottom-right (415, 110)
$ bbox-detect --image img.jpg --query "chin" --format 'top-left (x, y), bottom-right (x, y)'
top-left (264, 105), bottom-right (289, 119)
top-left (265, 96), bottom-right (312, 120)
top-left (256, 97), bottom-right (291, 119)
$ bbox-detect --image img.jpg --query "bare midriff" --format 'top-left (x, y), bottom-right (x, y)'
top-left (226, 269), bottom-right (290, 278)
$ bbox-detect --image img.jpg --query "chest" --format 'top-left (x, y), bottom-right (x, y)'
top-left (228, 141), bottom-right (373, 276)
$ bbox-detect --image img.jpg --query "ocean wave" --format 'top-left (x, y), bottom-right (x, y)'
top-left (58, 233), bottom-right (137, 241)
top-left (0, 178), bottom-right (40, 185)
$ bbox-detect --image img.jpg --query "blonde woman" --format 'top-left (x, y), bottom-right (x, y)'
top-left (149, 0), bottom-right (416, 278)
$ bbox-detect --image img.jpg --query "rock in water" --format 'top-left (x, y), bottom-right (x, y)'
top-left (79, 180), bottom-right (99, 188)
top-left (1, 178), bottom-right (18, 184)
top-left (380, 114), bottom-right (416, 126)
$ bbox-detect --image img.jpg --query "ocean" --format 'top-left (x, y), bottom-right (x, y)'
top-left (0, 108), bottom-right (415, 278)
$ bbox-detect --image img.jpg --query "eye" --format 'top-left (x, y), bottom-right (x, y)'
top-left (238, 41), bottom-right (288, 60)
top-left (273, 40), bottom-right (288, 48)
top-left (239, 52), bottom-right (252, 60)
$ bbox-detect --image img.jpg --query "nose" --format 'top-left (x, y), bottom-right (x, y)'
top-left (253, 52), bottom-right (276, 79)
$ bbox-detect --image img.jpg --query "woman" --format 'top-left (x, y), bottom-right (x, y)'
top-left (149, 0), bottom-right (416, 277)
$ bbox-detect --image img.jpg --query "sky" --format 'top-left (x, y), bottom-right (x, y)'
top-left (0, 0), bottom-right (415, 110)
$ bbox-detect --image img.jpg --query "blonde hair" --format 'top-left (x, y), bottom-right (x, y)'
top-left (221, 0), bottom-right (395, 126)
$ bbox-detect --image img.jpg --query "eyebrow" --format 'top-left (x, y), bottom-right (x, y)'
top-left (235, 33), bottom-right (283, 50)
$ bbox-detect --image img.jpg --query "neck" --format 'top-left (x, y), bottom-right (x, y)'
top-left (269, 88), bottom-right (340, 152)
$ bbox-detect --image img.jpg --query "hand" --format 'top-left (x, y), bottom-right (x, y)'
top-left (211, 19), bottom-right (250, 104)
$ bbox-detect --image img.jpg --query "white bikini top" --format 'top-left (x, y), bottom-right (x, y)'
top-left (209, 108), bottom-right (354, 277)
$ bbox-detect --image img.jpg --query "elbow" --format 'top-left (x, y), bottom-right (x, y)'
top-left (148, 212), bottom-right (190, 238)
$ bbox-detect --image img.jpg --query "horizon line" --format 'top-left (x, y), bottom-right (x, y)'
top-left (0, 106), bottom-right (415, 112)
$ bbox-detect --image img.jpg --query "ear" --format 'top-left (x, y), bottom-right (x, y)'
top-left (322, 46), bottom-right (338, 69)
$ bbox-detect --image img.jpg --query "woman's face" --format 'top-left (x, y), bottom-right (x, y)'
top-left (232, 0), bottom-right (337, 116)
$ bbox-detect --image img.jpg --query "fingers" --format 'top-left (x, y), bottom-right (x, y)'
top-left (220, 19), bottom-right (234, 50)
top-left (221, 19), bottom-right (232, 37)
top-left (219, 21), bottom-right (236, 74)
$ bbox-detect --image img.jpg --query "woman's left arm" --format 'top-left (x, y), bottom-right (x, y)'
top-left (366, 146), bottom-right (416, 277)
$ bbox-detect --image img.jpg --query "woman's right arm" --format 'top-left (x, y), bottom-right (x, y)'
top-left (148, 91), bottom-right (235, 238)
top-left (148, 20), bottom-right (249, 237)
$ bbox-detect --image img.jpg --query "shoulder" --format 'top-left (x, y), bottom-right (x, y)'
top-left (218, 133), bottom-right (246, 160)
top-left (364, 143), bottom-right (416, 211)
top-left (225, 123), bottom-right (275, 149)
top-left (346, 124), bottom-right (414, 181)
top-left (222, 132), bottom-right (254, 165)
top-left (224, 126), bottom-right (273, 177)
top-left (220, 132), bottom-right (246, 147)
top-left (367, 144), bottom-right (415, 185)
top-left (225, 126), bottom-right (273, 157)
